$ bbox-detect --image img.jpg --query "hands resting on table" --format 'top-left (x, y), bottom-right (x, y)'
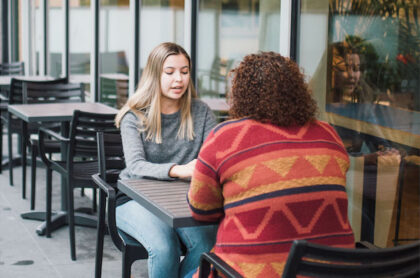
top-left (169, 159), bottom-right (197, 180)
top-left (363, 146), bottom-right (402, 165)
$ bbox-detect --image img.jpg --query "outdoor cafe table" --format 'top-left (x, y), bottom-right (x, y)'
top-left (7, 102), bottom-right (117, 235)
top-left (117, 178), bottom-right (208, 228)
top-left (0, 75), bottom-right (55, 168)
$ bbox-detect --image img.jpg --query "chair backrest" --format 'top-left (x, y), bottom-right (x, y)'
top-left (68, 110), bottom-right (117, 162)
top-left (282, 240), bottom-right (420, 278)
top-left (209, 57), bottom-right (234, 82)
top-left (96, 131), bottom-right (126, 250)
top-left (23, 82), bottom-right (85, 104)
top-left (116, 79), bottom-right (128, 109)
top-left (8, 77), bottom-right (68, 105)
top-left (99, 77), bottom-right (118, 108)
top-left (98, 132), bottom-right (125, 176)
top-left (0, 61), bottom-right (24, 75)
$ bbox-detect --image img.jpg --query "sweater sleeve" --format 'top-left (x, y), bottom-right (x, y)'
top-left (120, 112), bottom-right (175, 180)
top-left (187, 130), bottom-right (224, 222)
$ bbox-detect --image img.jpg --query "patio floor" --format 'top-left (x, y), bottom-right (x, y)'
top-left (0, 135), bottom-right (148, 278)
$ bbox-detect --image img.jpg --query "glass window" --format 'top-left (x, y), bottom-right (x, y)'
top-left (68, 0), bottom-right (92, 99)
top-left (48, 0), bottom-right (64, 78)
top-left (196, 0), bottom-right (281, 99)
top-left (140, 0), bottom-right (185, 70)
top-left (99, 0), bottom-right (130, 108)
top-left (298, 0), bottom-right (420, 248)
top-left (34, 1), bottom-right (42, 74)
top-left (0, 2), bottom-right (3, 62)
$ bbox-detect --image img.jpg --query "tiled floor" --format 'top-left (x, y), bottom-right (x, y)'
top-left (0, 137), bottom-right (148, 277)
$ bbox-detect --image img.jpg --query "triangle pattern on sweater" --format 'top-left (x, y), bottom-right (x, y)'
top-left (229, 165), bottom-right (256, 189)
top-left (270, 262), bottom-right (286, 276)
top-left (305, 155), bottom-right (331, 174)
top-left (236, 262), bottom-right (266, 278)
top-left (335, 156), bottom-right (349, 175)
top-left (285, 199), bottom-right (325, 228)
top-left (261, 156), bottom-right (299, 177)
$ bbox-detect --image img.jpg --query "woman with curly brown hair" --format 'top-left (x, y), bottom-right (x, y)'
top-left (186, 52), bottom-right (355, 277)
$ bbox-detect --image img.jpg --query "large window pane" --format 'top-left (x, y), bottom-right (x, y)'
top-left (99, 0), bottom-right (130, 108)
top-left (69, 0), bottom-right (91, 100)
top-left (140, 0), bottom-right (184, 70)
top-left (49, 0), bottom-right (64, 78)
top-left (34, 1), bottom-right (42, 74)
top-left (0, 2), bottom-right (3, 62)
top-left (298, 0), bottom-right (420, 248)
top-left (197, 0), bottom-right (281, 99)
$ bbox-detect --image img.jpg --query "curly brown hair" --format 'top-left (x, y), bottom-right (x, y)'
top-left (229, 52), bottom-right (317, 127)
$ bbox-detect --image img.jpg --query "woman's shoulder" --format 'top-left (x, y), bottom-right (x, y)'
top-left (212, 118), bottom-right (251, 134)
top-left (311, 119), bottom-right (334, 130)
top-left (121, 110), bottom-right (137, 121)
top-left (120, 110), bottom-right (142, 127)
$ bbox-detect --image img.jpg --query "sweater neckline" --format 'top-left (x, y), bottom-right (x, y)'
top-left (161, 109), bottom-right (180, 119)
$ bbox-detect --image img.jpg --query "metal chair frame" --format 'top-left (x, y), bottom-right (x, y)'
top-left (93, 132), bottom-right (148, 278)
top-left (38, 110), bottom-right (117, 260)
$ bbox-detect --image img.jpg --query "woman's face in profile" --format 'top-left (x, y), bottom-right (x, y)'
top-left (333, 53), bottom-right (361, 95)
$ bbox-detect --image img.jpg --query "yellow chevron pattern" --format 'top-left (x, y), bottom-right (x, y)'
top-left (305, 155), bottom-right (331, 174)
top-left (262, 156), bottom-right (299, 177)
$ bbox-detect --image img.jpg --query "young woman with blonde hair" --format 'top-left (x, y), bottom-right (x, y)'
top-left (115, 42), bottom-right (217, 277)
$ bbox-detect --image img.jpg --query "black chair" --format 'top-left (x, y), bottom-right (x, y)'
top-left (198, 241), bottom-right (409, 278)
top-left (115, 79), bottom-right (128, 109)
top-left (1, 77), bottom-right (68, 187)
top-left (282, 239), bottom-right (420, 277)
top-left (38, 110), bottom-right (117, 260)
top-left (199, 252), bottom-right (243, 278)
top-left (99, 76), bottom-right (118, 108)
top-left (99, 77), bottom-right (128, 109)
top-left (0, 62), bottom-right (24, 101)
top-left (0, 61), bottom-right (25, 76)
top-left (23, 81), bottom-right (85, 210)
top-left (198, 57), bottom-right (234, 98)
top-left (92, 132), bottom-right (147, 278)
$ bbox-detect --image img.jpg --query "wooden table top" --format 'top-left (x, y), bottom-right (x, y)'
top-left (8, 102), bottom-right (117, 123)
top-left (118, 178), bottom-right (209, 228)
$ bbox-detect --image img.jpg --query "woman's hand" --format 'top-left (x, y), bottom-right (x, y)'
top-left (169, 159), bottom-right (197, 179)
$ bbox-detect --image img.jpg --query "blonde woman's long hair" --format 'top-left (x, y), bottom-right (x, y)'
top-left (115, 42), bottom-right (197, 143)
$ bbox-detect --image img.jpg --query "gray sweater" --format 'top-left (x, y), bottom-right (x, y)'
top-left (119, 98), bottom-right (217, 182)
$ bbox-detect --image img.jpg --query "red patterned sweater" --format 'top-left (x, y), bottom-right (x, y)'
top-left (187, 118), bottom-right (354, 277)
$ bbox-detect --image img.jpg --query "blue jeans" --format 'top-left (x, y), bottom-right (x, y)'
top-left (116, 200), bottom-right (218, 278)
top-left (183, 268), bottom-right (196, 278)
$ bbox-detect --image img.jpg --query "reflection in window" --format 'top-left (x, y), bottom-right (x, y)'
top-left (298, 0), bottom-right (419, 248)
top-left (328, 2), bottom-right (419, 111)
top-left (65, 0), bottom-right (92, 99)
top-left (197, 0), bottom-right (281, 99)
top-left (34, 2), bottom-right (42, 75)
top-left (99, 0), bottom-right (129, 108)
top-left (48, 0), bottom-right (64, 78)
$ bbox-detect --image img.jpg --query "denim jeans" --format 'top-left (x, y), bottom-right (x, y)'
top-left (116, 200), bottom-right (218, 278)
top-left (183, 268), bottom-right (196, 278)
